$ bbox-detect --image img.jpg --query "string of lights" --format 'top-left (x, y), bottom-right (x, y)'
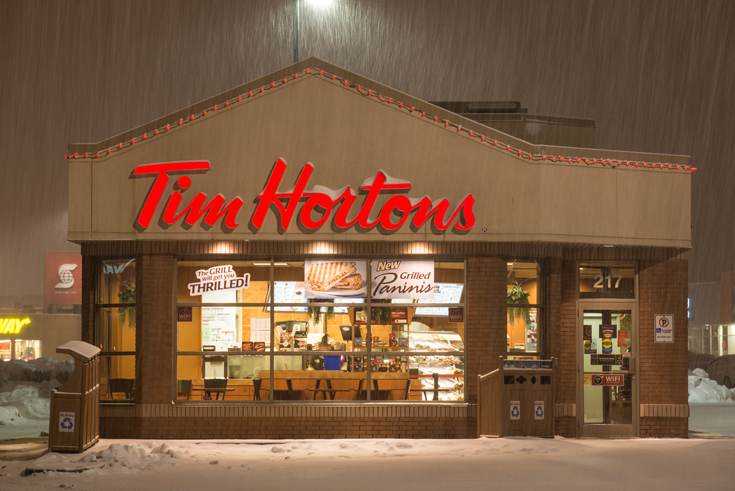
top-left (65, 67), bottom-right (696, 173)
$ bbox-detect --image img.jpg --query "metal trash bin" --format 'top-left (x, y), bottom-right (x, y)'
top-left (49, 341), bottom-right (101, 453)
top-left (477, 356), bottom-right (556, 438)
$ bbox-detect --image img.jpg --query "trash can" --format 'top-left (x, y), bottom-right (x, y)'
top-left (477, 356), bottom-right (556, 438)
top-left (49, 341), bottom-right (101, 453)
top-left (501, 357), bottom-right (555, 437)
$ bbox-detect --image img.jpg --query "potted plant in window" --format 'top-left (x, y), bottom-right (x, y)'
top-left (507, 285), bottom-right (531, 328)
top-left (117, 285), bottom-right (136, 328)
top-left (307, 298), bottom-right (334, 326)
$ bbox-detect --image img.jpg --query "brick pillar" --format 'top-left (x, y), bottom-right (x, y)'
top-left (81, 255), bottom-right (97, 345)
top-left (466, 255), bottom-right (506, 404)
top-left (638, 256), bottom-right (689, 438)
top-left (135, 254), bottom-right (175, 404)
top-left (554, 259), bottom-right (578, 437)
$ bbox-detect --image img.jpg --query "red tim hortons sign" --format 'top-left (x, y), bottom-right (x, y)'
top-left (132, 159), bottom-right (475, 234)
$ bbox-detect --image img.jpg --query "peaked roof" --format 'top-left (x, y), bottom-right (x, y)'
top-left (67, 57), bottom-right (692, 172)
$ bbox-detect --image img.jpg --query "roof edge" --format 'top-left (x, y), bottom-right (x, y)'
top-left (67, 57), bottom-right (692, 168)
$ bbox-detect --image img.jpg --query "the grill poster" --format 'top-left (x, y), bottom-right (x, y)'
top-left (371, 260), bottom-right (434, 299)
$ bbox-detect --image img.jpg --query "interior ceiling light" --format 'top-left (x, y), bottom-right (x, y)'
top-left (252, 262), bottom-right (289, 266)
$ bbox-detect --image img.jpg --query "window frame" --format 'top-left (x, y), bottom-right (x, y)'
top-left (173, 256), bottom-right (467, 404)
top-left (95, 257), bottom-right (137, 403)
top-left (506, 258), bottom-right (546, 358)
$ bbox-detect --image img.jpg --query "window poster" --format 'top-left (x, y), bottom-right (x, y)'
top-left (526, 311), bottom-right (537, 352)
top-left (371, 260), bottom-right (434, 300)
top-left (304, 259), bottom-right (367, 299)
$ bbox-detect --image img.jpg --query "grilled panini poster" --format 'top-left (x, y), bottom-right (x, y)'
top-left (304, 260), bottom-right (368, 299)
top-left (371, 260), bottom-right (434, 299)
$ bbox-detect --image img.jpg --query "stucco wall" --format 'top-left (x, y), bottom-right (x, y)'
top-left (68, 75), bottom-right (691, 248)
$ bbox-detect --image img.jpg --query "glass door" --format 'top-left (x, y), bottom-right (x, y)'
top-left (577, 300), bottom-right (637, 437)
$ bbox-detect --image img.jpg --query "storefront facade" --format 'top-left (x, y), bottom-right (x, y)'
top-left (67, 58), bottom-right (691, 439)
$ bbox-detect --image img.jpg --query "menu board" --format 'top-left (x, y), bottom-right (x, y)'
top-left (414, 283), bottom-right (464, 316)
top-left (323, 298), bottom-right (364, 314)
top-left (270, 281), bottom-right (307, 312)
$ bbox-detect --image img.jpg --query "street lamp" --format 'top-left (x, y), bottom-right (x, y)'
top-left (293, 0), bottom-right (334, 62)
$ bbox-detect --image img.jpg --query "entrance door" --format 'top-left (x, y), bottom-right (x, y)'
top-left (577, 300), bottom-right (637, 437)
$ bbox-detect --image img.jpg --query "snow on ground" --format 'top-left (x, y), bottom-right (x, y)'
top-left (0, 358), bottom-right (72, 439)
top-left (689, 368), bottom-right (735, 403)
top-left (0, 437), bottom-right (733, 490)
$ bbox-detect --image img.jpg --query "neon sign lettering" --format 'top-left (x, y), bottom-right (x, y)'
top-left (133, 159), bottom-right (475, 233)
top-left (0, 318), bottom-right (30, 335)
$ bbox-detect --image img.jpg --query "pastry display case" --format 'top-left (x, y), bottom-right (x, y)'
top-left (409, 331), bottom-right (464, 401)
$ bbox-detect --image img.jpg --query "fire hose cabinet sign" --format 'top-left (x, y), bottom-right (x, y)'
top-left (59, 412), bottom-right (75, 433)
top-left (654, 314), bottom-right (674, 343)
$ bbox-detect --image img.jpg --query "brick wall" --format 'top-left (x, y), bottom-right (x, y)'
top-left (100, 405), bottom-right (476, 439)
top-left (466, 255), bottom-right (507, 403)
top-left (638, 257), bottom-right (689, 437)
top-left (81, 255), bottom-right (96, 345)
top-left (553, 259), bottom-right (578, 437)
top-left (135, 255), bottom-right (175, 404)
top-left (88, 246), bottom-right (689, 440)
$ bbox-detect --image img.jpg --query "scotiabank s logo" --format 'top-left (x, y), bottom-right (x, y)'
top-left (133, 159), bottom-right (475, 234)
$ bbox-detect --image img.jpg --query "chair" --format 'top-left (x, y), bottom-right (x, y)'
top-left (108, 378), bottom-right (134, 400)
top-left (177, 379), bottom-right (192, 400)
top-left (204, 378), bottom-right (228, 400)
top-left (252, 378), bottom-right (262, 401)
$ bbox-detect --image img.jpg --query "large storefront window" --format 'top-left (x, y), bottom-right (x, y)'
top-left (507, 260), bottom-right (544, 356)
top-left (96, 259), bottom-right (136, 401)
top-left (175, 259), bottom-right (465, 402)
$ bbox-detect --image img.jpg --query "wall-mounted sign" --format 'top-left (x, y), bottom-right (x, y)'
top-left (601, 338), bottom-right (613, 354)
top-left (59, 412), bottom-right (75, 432)
top-left (133, 160), bottom-right (475, 234)
top-left (177, 307), bottom-right (192, 322)
top-left (187, 265), bottom-right (250, 296)
top-left (371, 260), bottom-right (434, 299)
top-left (45, 251), bottom-right (82, 310)
top-left (305, 260), bottom-right (367, 299)
top-left (600, 324), bottom-right (617, 339)
top-left (0, 318), bottom-right (30, 335)
top-left (591, 354), bottom-right (622, 366)
top-left (591, 374), bottom-right (625, 386)
top-left (654, 314), bottom-right (674, 343)
top-left (448, 308), bottom-right (464, 323)
top-left (583, 325), bottom-right (592, 340)
top-left (510, 401), bottom-right (520, 420)
top-left (534, 401), bottom-right (545, 420)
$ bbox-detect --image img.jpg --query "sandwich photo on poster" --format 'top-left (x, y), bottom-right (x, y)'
top-left (304, 259), bottom-right (367, 298)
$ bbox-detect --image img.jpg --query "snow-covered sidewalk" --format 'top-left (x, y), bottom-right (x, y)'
top-left (0, 437), bottom-right (733, 490)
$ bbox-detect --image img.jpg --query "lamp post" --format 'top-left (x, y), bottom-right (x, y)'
top-left (293, 0), bottom-right (333, 63)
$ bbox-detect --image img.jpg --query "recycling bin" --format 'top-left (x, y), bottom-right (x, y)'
top-left (49, 341), bottom-right (101, 453)
top-left (500, 357), bottom-right (556, 437)
top-left (477, 357), bottom-right (556, 437)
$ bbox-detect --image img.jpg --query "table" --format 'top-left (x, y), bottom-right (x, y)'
top-left (258, 370), bottom-right (411, 401)
top-left (191, 387), bottom-right (234, 400)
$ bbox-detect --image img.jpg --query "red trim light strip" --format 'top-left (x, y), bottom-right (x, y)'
top-left (66, 68), bottom-right (695, 174)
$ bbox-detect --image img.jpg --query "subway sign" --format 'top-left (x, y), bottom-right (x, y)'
top-left (0, 318), bottom-right (30, 335)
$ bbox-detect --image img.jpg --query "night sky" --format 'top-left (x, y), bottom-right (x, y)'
top-left (1, 0), bottom-right (732, 307)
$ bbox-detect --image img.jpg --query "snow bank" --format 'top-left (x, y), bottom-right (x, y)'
top-left (29, 442), bottom-right (189, 475)
top-left (0, 357), bottom-right (73, 430)
top-left (0, 357), bottom-right (73, 386)
top-left (688, 368), bottom-right (735, 403)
